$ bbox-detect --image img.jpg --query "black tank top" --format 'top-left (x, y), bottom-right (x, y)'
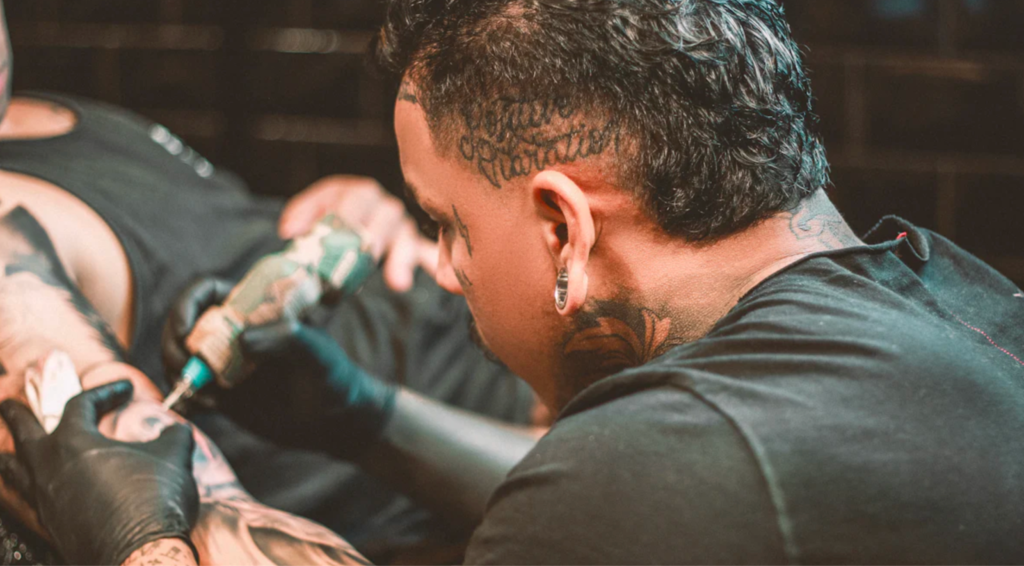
top-left (0, 91), bottom-right (285, 390)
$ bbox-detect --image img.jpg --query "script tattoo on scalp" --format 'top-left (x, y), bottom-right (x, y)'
top-left (457, 96), bottom-right (622, 189)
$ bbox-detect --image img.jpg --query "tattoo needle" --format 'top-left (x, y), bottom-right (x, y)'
top-left (162, 357), bottom-right (213, 411)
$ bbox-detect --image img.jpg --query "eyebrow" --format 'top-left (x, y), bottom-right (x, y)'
top-left (402, 181), bottom-right (422, 205)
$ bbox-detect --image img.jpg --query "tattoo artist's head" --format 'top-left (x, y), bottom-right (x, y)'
top-left (379, 0), bottom-right (828, 409)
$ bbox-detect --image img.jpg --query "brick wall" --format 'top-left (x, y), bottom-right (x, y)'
top-left (8, 0), bottom-right (1024, 283)
top-left (785, 0), bottom-right (1024, 284)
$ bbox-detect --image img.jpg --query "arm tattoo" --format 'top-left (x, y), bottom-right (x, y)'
top-left (111, 398), bottom-right (369, 565)
top-left (560, 299), bottom-right (688, 407)
top-left (452, 205), bottom-right (473, 257)
top-left (457, 96), bottom-right (621, 189)
top-left (122, 539), bottom-right (196, 566)
top-left (0, 207), bottom-right (126, 363)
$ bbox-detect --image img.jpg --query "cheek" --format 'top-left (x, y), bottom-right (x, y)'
top-left (461, 238), bottom-right (561, 373)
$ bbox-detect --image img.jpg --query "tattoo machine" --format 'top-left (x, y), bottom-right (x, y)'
top-left (162, 214), bottom-right (377, 410)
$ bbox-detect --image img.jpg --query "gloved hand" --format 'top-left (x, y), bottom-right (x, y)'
top-left (0, 381), bottom-right (199, 566)
top-left (162, 276), bottom-right (235, 380)
top-left (229, 319), bottom-right (398, 458)
top-left (162, 276), bottom-right (398, 459)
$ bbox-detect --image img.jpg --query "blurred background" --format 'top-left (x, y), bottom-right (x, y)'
top-left (7, 0), bottom-right (1024, 284)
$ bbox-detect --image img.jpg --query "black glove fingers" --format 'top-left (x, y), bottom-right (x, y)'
top-left (161, 322), bottom-right (191, 376)
top-left (163, 276), bottom-right (234, 375)
top-left (293, 324), bottom-right (353, 367)
top-left (239, 318), bottom-right (303, 359)
top-left (62, 380), bottom-right (134, 429)
top-left (149, 424), bottom-right (195, 469)
top-left (178, 277), bottom-right (236, 333)
top-left (0, 383), bottom-right (201, 566)
top-left (0, 453), bottom-right (36, 506)
top-left (0, 401), bottom-right (46, 455)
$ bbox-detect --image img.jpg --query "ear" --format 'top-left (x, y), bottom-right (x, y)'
top-left (532, 170), bottom-right (594, 315)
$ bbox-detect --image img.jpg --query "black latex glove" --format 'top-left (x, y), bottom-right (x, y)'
top-left (220, 319), bottom-right (398, 459)
top-left (162, 276), bottom-right (235, 380)
top-left (162, 276), bottom-right (397, 459)
top-left (0, 381), bottom-right (199, 566)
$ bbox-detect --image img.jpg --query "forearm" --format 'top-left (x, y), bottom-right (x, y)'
top-left (359, 388), bottom-right (543, 530)
top-left (110, 398), bottom-right (370, 566)
top-left (123, 539), bottom-right (198, 566)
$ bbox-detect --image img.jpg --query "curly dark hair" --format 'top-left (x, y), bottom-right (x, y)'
top-left (375, 0), bottom-right (830, 242)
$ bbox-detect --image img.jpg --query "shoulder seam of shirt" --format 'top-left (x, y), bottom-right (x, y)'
top-left (673, 382), bottom-right (800, 564)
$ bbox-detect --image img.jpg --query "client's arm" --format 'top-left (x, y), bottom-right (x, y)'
top-left (109, 387), bottom-right (368, 566)
top-left (194, 318), bottom-right (544, 532)
top-left (0, 204), bottom-right (367, 565)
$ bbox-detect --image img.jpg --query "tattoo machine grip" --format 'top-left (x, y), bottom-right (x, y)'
top-left (163, 214), bottom-right (377, 410)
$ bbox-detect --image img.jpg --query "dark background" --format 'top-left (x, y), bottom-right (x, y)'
top-left (7, 0), bottom-right (1024, 284)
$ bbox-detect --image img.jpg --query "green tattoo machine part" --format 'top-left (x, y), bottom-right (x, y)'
top-left (161, 214), bottom-right (378, 411)
top-left (162, 357), bottom-right (213, 410)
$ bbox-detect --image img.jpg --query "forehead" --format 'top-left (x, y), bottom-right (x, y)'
top-left (395, 101), bottom-right (435, 193)
top-left (394, 98), bottom-right (472, 212)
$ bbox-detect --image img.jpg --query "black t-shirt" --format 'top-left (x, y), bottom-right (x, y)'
top-left (466, 218), bottom-right (1024, 564)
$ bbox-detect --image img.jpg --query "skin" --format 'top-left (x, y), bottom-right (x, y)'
top-left (395, 80), bottom-right (862, 411)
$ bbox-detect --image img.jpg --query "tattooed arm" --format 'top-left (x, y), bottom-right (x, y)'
top-left (0, 204), bottom-right (367, 565)
top-left (110, 396), bottom-right (368, 566)
top-left (123, 539), bottom-right (199, 566)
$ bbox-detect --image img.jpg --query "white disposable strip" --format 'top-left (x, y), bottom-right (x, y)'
top-left (24, 350), bottom-right (83, 433)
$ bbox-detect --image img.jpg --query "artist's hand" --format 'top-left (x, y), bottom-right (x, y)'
top-left (0, 381), bottom-right (199, 566)
top-left (279, 175), bottom-right (438, 292)
top-left (161, 276), bottom-right (234, 381)
top-left (221, 319), bottom-right (398, 460)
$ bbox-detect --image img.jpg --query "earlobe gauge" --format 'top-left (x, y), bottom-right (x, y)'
top-left (554, 268), bottom-right (569, 310)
